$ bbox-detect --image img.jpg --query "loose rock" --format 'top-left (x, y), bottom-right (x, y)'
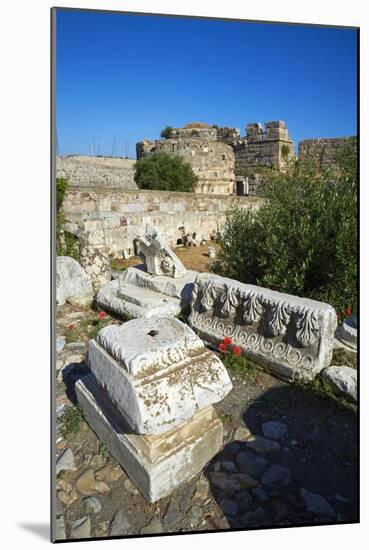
top-left (262, 421), bottom-right (288, 441)
top-left (235, 450), bottom-right (268, 479)
top-left (208, 472), bottom-right (241, 495)
top-left (140, 516), bottom-right (163, 535)
top-left (262, 464), bottom-right (291, 489)
top-left (300, 488), bottom-right (335, 518)
top-left (234, 490), bottom-right (253, 511)
top-left (56, 448), bottom-right (76, 474)
top-left (83, 496), bottom-right (102, 514)
top-left (55, 516), bottom-right (66, 540)
top-left (163, 500), bottom-right (181, 529)
top-left (244, 436), bottom-right (280, 455)
top-left (110, 510), bottom-right (131, 536)
top-left (242, 506), bottom-right (271, 527)
top-left (219, 498), bottom-right (239, 517)
top-left (322, 366), bottom-right (357, 403)
top-left (70, 516), bottom-right (91, 539)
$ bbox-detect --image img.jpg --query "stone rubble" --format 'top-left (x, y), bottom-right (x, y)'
top-left (56, 256), bottom-right (93, 307)
top-left (321, 365), bottom-right (357, 403)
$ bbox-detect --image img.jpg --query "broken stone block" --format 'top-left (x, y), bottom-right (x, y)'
top-left (135, 224), bottom-right (187, 278)
top-left (76, 374), bottom-right (223, 502)
top-left (335, 315), bottom-right (357, 351)
top-left (322, 365), bottom-right (357, 403)
top-left (96, 279), bottom-right (182, 319)
top-left (96, 266), bottom-right (197, 319)
top-left (189, 272), bottom-right (337, 382)
top-left (89, 316), bottom-right (232, 434)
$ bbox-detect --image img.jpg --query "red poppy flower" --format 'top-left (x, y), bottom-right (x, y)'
top-left (345, 307), bottom-right (351, 318)
top-left (67, 324), bottom-right (75, 330)
top-left (98, 311), bottom-right (107, 319)
top-left (223, 337), bottom-right (233, 346)
top-left (218, 343), bottom-right (227, 352)
top-left (233, 346), bottom-right (241, 356)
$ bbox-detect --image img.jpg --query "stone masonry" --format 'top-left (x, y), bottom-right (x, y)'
top-left (62, 188), bottom-right (263, 259)
top-left (56, 155), bottom-right (137, 189)
top-left (137, 121), bottom-right (294, 196)
top-left (298, 137), bottom-right (357, 172)
top-left (137, 123), bottom-right (235, 195)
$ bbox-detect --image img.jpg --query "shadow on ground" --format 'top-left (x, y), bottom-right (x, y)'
top-left (206, 382), bottom-right (358, 530)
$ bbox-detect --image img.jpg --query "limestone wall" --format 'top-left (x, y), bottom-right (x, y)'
top-left (298, 137), bottom-right (356, 171)
top-left (62, 187), bottom-right (263, 258)
top-left (56, 155), bottom-right (137, 189)
top-left (136, 137), bottom-right (235, 195)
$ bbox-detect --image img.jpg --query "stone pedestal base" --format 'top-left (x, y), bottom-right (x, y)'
top-left (76, 374), bottom-right (223, 502)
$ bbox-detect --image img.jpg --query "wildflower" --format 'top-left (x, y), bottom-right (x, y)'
top-left (218, 343), bottom-right (227, 352)
top-left (337, 310), bottom-right (342, 318)
top-left (98, 311), bottom-right (107, 319)
top-left (233, 346), bottom-right (241, 356)
top-left (223, 337), bottom-right (233, 346)
top-left (67, 324), bottom-right (75, 330)
top-left (345, 307), bottom-right (352, 318)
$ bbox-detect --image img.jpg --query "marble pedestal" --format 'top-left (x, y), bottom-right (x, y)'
top-left (76, 374), bottom-right (223, 502)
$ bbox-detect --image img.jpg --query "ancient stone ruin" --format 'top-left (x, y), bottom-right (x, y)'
top-left (189, 272), bottom-right (337, 382)
top-left (76, 316), bottom-right (232, 502)
top-left (137, 122), bottom-right (236, 195)
top-left (136, 120), bottom-right (295, 196)
top-left (96, 225), bottom-right (197, 318)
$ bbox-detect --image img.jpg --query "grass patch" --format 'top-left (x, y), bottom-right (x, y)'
top-left (98, 442), bottom-right (109, 459)
top-left (331, 348), bottom-right (357, 370)
top-left (222, 352), bottom-right (259, 382)
top-left (60, 404), bottom-right (85, 438)
top-left (219, 413), bottom-right (234, 424)
top-left (293, 376), bottom-right (357, 413)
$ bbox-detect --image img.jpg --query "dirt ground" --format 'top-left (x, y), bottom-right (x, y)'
top-left (54, 245), bottom-right (358, 540)
top-left (110, 242), bottom-right (220, 273)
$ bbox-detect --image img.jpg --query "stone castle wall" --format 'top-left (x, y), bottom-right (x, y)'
top-left (62, 187), bottom-right (263, 258)
top-left (298, 137), bottom-right (356, 171)
top-left (137, 131), bottom-right (235, 195)
top-left (56, 155), bottom-right (137, 189)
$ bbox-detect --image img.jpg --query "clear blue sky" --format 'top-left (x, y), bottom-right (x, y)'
top-left (56, 9), bottom-right (357, 158)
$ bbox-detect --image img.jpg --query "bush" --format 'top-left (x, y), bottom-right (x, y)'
top-left (160, 126), bottom-right (173, 139)
top-left (212, 142), bottom-right (357, 312)
top-left (56, 176), bottom-right (80, 260)
top-left (134, 152), bottom-right (198, 192)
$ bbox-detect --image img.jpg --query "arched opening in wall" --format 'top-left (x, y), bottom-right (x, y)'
top-left (176, 238), bottom-right (183, 245)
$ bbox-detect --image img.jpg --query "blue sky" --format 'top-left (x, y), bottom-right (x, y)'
top-left (56, 9), bottom-right (357, 157)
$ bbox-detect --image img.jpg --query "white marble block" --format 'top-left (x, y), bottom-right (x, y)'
top-left (189, 273), bottom-right (337, 382)
top-left (88, 316), bottom-right (233, 434)
top-left (135, 224), bottom-right (187, 278)
top-left (96, 267), bottom-right (197, 319)
top-left (76, 374), bottom-right (223, 502)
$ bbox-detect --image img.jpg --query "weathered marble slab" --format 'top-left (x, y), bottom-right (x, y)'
top-left (135, 224), bottom-right (187, 278)
top-left (89, 316), bottom-right (233, 434)
top-left (76, 374), bottom-right (223, 502)
top-left (96, 280), bottom-right (182, 319)
top-left (189, 273), bottom-right (337, 382)
top-left (119, 265), bottom-right (197, 302)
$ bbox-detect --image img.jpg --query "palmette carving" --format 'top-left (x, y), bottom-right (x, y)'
top-left (219, 284), bottom-right (239, 317)
top-left (199, 280), bottom-right (217, 312)
top-left (242, 291), bottom-right (264, 324)
top-left (268, 300), bottom-right (291, 336)
top-left (296, 307), bottom-right (319, 346)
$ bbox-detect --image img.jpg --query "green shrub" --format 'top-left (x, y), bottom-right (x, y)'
top-left (60, 405), bottom-right (84, 438)
top-left (134, 152), bottom-right (198, 192)
top-left (213, 143), bottom-right (357, 312)
top-left (160, 126), bottom-right (173, 139)
top-left (56, 177), bottom-right (80, 260)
